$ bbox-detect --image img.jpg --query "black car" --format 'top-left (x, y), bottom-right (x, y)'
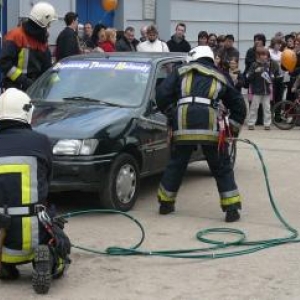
top-left (28, 52), bottom-right (235, 211)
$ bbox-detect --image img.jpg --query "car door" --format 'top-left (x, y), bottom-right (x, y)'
top-left (145, 60), bottom-right (185, 172)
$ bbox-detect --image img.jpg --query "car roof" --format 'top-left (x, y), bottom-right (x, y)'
top-left (59, 52), bottom-right (188, 64)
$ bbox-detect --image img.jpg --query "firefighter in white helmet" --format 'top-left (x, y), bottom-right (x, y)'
top-left (0, 2), bottom-right (57, 91)
top-left (156, 46), bottom-right (247, 222)
top-left (0, 88), bottom-right (71, 294)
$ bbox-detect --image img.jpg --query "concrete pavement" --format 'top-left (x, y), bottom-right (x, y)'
top-left (1, 125), bottom-right (300, 300)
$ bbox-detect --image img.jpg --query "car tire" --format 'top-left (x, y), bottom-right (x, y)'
top-left (100, 153), bottom-right (140, 211)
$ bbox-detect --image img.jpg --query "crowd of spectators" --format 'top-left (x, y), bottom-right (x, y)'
top-left (49, 12), bottom-right (300, 128)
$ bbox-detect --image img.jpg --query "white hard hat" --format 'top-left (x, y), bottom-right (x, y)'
top-left (187, 46), bottom-right (214, 63)
top-left (0, 88), bottom-right (34, 124)
top-left (29, 2), bottom-right (58, 28)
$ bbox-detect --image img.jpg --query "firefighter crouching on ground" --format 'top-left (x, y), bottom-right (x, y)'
top-left (0, 2), bottom-right (57, 91)
top-left (156, 46), bottom-right (247, 222)
top-left (0, 88), bottom-right (71, 294)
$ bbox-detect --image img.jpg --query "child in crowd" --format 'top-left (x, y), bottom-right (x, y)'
top-left (246, 47), bottom-right (280, 130)
top-left (228, 57), bottom-right (244, 92)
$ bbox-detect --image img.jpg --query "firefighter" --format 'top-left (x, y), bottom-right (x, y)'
top-left (0, 2), bottom-right (57, 91)
top-left (0, 88), bottom-right (71, 294)
top-left (156, 46), bottom-right (247, 222)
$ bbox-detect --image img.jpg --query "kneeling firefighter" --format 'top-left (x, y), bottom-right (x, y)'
top-left (156, 46), bottom-right (247, 222)
top-left (0, 88), bottom-right (71, 294)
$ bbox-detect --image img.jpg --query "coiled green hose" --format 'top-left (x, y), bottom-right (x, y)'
top-left (59, 138), bottom-right (300, 259)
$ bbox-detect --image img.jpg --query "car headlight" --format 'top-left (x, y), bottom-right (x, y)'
top-left (53, 139), bottom-right (98, 155)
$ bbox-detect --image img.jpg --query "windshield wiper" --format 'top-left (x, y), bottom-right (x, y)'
top-left (62, 96), bottom-right (100, 103)
top-left (62, 96), bottom-right (121, 107)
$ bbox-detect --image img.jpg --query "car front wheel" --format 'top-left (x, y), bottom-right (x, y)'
top-left (100, 153), bottom-right (140, 211)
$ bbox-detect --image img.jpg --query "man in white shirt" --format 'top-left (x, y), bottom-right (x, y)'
top-left (137, 25), bottom-right (169, 52)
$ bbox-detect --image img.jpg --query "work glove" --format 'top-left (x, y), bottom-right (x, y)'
top-left (230, 125), bottom-right (240, 138)
top-left (15, 75), bottom-right (34, 91)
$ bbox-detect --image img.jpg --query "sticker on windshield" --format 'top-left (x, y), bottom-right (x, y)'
top-left (54, 61), bottom-right (151, 73)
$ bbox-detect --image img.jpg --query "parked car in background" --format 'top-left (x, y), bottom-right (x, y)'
top-left (27, 52), bottom-right (235, 211)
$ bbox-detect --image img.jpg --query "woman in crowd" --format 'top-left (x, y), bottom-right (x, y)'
top-left (100, 28), bottom-right (117, 52)
top-left (197, 31), bottom-right (209, 46)
top-left (91, 23), bottom-right (107, 52)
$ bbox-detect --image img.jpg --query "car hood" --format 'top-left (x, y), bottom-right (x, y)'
top-left (32, 102), bottom-right (135, 139)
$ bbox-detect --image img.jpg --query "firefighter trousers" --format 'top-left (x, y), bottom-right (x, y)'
top-left (157, 143), bottom-right (241, 212)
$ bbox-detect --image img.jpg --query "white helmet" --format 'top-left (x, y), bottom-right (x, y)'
top-left (187, 46), bottom-right (214, 63)
top-left (0, 88), bottom-right (34, 124)
top-left (29, 2), bottom-right (58, 28)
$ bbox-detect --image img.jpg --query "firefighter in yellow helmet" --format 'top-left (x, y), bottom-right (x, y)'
top-left (0, 88), bottom-right (71, 294)
top-left (0, 2), bottom-right (57, 91)
top-left (156, 46), bottom-right (247, 222)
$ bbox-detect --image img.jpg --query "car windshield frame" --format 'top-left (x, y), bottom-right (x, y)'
top-left (27, 60), bottom-right (152, 108)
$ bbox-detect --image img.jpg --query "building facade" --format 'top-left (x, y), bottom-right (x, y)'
top-left (115, 0), bottom-right (300, 60)
top-left (1, 0), bottom-right (300, 63)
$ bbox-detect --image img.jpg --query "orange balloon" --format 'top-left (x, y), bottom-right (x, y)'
top-left (281, 49), bottom-right (297, 72)
top-left (102, 0), bottom-right (118, 11)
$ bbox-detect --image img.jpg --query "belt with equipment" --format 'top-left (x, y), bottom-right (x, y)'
top-left (0, 204), bottom-right (45, 217)
top-left (177, 96), bottom-right (212, 106)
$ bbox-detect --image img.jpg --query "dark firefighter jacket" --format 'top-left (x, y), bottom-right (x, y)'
top-left (156, 58), bottom-right (246, 144)
top-left (0, 20), bottom-right (52, 91)
top-left (0, 121), bottom-right (53, 264)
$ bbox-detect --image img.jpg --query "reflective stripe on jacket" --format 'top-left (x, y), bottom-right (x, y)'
top-left (173, 63), bottom-right (226, 144)
top-left (0, 25), bottom-right (51, 88)
top-left (156, 60), bottom-right (246, 145)
top-left (0, 156), bottom-right (39, 263)
top-left (0, 124), bottom-right (52, 264)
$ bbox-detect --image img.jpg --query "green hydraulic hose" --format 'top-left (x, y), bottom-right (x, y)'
top-left (59, 138), bottom-right (300, 259)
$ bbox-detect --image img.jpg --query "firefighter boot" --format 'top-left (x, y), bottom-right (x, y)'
top-left (225, 209), bottom-right (240, 223)
top-left (0, 263), bottom-right (20, 280)
top-left (159, 201), bottom-right (175, 215)
top-left (32, 245), bottom-right (53, 294)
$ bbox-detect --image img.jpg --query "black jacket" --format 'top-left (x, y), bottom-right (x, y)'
top-left (219, 46), bottom-right (240, 69)
top-left (247, 60), bottom-right (280, 95)
top-left (167, 35), bottom-right (191, 53)
top-left (0, 121), bottom-right (53, 263)
top-left (244, 47), bottom-right (256, 73)
top-left (0, 122), bottom-right (52, 203)
top-left (116, 36), bottom-right (139, 52)
top-left (56, 27), bottom-right (80, 61)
